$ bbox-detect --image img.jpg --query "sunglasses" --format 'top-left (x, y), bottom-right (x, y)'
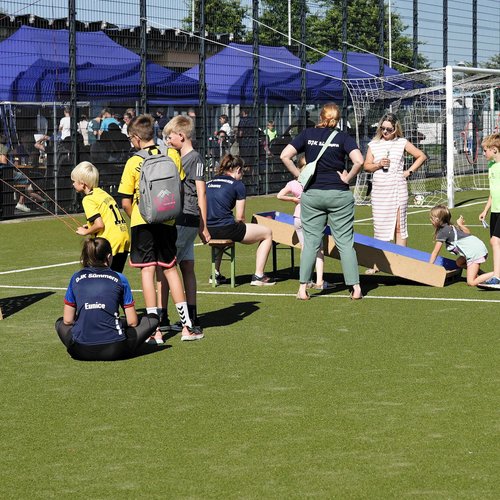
top-left (381, 127), bottom-right (395, 133)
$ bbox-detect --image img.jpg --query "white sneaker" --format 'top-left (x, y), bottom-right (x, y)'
top-left (15, 203), bottom-right (31, 212)
top-left (181, 326), bottom-right (204, 341)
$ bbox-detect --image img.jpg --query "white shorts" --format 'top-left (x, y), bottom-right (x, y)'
top-left (175, 225), bottom-right (198, 263)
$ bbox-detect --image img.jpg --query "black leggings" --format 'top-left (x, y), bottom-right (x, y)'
top-left (55, 314), bottom-right (159, 361)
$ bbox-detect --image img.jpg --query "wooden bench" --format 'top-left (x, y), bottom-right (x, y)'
top-left (208, 239), bottom-right (236, 288)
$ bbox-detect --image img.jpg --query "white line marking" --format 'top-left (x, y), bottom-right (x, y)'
top-left (0, 261), bottom-right (79, 275)
top-left (1, 284), bottom-right (499, 303)
top-left (354, 199), bottom-right (488, 224)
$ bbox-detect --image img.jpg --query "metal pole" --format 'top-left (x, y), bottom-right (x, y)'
top-left (288, 0), bottom-right (291, 45)
top-left (68, 0), bottom-right (77, 167)
top-left (446, 65), bottom-right (454, 208)
top-left (342, 0), bottom-right (348, 130)
top-left (472, 0), bottom-right (477, 67)
top-left (140, 0), bottom-right (147, 114)
top-left (192, 0), bottom-right (195, 34)
top-left (388, 0), bottom-right (392, 67)
top-left (53, 101), bottom-right (59, 214)
top-left (490, 88), bottom-right (495, 134)
top-left (413, 0), bottom-right (418, 69)
top-left (378, 0), bottom-right (385, 78)
top-left (200, 0), bottom-right (207, 163)
top-left (300, 0), bottom-right (306, 131)
top-left (443, 0), bottom-right (448, 67)
top-left (252, 0), bottom-right (260, 194)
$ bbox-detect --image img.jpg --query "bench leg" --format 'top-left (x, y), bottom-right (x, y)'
top-left (211, 247), bottom-right (218, 288)
top-left (230, 245), bottom-right (235, 288)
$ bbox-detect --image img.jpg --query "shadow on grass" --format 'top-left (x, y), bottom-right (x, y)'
top-left (199, 300), bottom-right (260, 328)
top-left (454, 196), bottom-right (488, 207)
top-left (0, 291), bottom-right (55, 319)
top-left (131, 343), bottom-right (172, 359)
top-left (160, 300), bottom-right (261, 341)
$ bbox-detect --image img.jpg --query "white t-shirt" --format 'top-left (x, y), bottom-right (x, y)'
top-left (59, 116), bottom-right (71, 140)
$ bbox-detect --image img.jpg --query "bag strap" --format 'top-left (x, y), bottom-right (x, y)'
top-left (451, 225), bottom-right (458, 247)
top-left (134, 147), bottom-right (161, 160)
top-left (311, 129), bottom-right (339, 165)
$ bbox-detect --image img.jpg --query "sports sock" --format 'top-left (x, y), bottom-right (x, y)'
top-left (175, 302), bottom-right (192, 328)
top-left (146, 307), bottom-right (159, 317)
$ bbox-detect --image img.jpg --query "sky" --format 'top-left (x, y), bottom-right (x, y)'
top-left (1, 0), bottom-right (499, 68)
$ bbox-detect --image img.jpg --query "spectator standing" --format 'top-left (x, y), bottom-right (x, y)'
top-left (78, 115), bottom-right (89, 146)
top-left (280, 103), bottom-right (364, 300)
top-left (87, 114), bottom-right (101, 145)
top-left (236, 107), bottom-right (258, 167)
top-left (59, 107), bottom-right (71, 140)
top-left (363, 113), bottom-right (426, 255)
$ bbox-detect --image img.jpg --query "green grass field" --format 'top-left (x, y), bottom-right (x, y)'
top-left (0, 192), bottom-right (498, 499)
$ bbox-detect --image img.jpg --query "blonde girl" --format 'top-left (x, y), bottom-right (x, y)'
top-left (429, 205), bottom-right (493, 287)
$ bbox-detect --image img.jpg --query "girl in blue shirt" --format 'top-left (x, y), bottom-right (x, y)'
top-left (206, 155), bottom-right (275, 286)
top-left (55, 237), bottom-right (158, 361)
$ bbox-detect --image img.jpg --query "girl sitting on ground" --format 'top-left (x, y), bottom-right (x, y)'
top-left (428, 205), bottom-right (493, 287)
top-left (55, 237), bottom-right (159, 361)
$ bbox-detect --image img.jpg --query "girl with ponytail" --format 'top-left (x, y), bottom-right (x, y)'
top-left (206, 154), bottom-right (276, 286)
top-left (55, 237), bottom-right (158, 361)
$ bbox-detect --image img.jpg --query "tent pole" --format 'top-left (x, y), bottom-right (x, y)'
top-left (53, 101), bottom-right (58, 215)
top-left (265, 103), bottom-right (268, 195)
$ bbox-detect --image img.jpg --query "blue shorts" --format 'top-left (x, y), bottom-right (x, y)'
top-left (13, 171), bottom-right (29, 185)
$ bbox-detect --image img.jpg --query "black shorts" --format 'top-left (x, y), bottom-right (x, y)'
top-left (490, 212), bottom-right (500, 238)
top-left (130, 224), bottom-right (177, 268)
top-left (208, 221), bottom-right (247, 242)
top-left (110, 252), bottom-right (129, 273)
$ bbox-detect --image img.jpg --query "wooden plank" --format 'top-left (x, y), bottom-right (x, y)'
top-left (252, 212), bottom-right (462, 287)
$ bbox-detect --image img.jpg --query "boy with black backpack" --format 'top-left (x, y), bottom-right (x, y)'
top-left (118, 114), bottom-right (203, 342)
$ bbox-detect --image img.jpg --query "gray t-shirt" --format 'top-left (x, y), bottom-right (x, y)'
top-left (176, 149), bottom-right (205, 226)
top-left (436, 223), bottom-right (488, 262)
top-left (436, 224), bottom-right (469, 245)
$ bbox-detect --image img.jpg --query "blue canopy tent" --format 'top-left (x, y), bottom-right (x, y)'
top-left (0, 26), bottom-right (198, 103)
top-left (307, 50), bottom-right (400, 101)
top-left (9, 60), bottom-right (198, 103)
top-left (184, 43), bottom-right (302, 105)
top-left (184, 44), bottom-right (401, 105)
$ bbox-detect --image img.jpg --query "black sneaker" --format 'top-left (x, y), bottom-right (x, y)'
top-left (208, 272), bottom-right (229, 285)
top-left (250, 274), bottom-right (276, 286)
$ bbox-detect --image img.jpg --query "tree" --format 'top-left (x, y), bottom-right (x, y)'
top-left (257, 0), bottom-right (311, 47)
top-left (183, 0), bottom-right (247, 39)
top-left (483, 53), bottom-right (500, 69)
top-left (258, 0), bottom-right (429, 70)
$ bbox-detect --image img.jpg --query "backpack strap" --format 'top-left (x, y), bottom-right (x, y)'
top-left (134, 146), bottom-right (160, 160)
